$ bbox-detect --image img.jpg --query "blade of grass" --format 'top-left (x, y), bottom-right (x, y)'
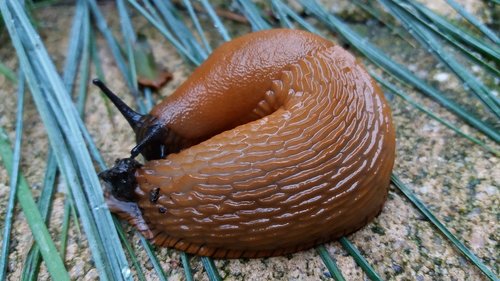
top-left (0, 72), bottom-right (25, 281)
top-left (90, 26), bottom-right (115, 122)
top-left (338, 238), bottom-right (383, 281)
top-left (76, 9), bottom-right (91, 115)
top-left (0, 127), bottom-right (70, 280)
top-left (0, 61), bottom-right (17, 83)
top-left (372, 73), bottom-right (499, 156)
top-left (316, 245), bottom-right (346, 281)
top-left (391, 174), bottom-right (498, 281)
top-left (445, 0), bottom-right (499, 44)
top-left (201, 257), bottom-right (222, 281)
top-left (299, 0), bottom-right (500, 143)
top-left (380, 0), bottom-right (500, 118)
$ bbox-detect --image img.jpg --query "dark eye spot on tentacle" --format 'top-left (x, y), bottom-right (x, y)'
top-left (150, 187), bottom-right (160, 203)
top-left (159, 207), bottom-right (167, 213)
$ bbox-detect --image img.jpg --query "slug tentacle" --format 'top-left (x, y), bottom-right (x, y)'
top-left (93, 79), bottom-right (177, 160)
top-left (92, 79), bottom-right (144, 130)
top-left (130, 122), bottom-right (168, 159)
top-left (102, 29), bottom-right (395, 258)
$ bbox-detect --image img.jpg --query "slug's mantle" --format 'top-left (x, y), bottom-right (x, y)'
top-left (97, 29), bottom-right (396, 258)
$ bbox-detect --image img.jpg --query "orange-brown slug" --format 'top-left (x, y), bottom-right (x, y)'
top-left (94, 29), bottom-right (395, 258)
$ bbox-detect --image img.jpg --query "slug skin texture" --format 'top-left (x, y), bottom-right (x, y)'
top-left (104, 29), bottom-right (396, 258)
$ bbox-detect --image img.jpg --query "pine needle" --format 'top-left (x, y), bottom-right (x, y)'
top-left (236, 0), bottom-right (271, 31)
top-left (21, 152), bottom-right (58, 281)
top-left (380, 0), bottom-right (500, 119)
top-left (0, 61), bottom-right (17, 83)
top-left (0, 72), bottom-right (25, 281)
top-left (180, 252), bottom-right (194, 281)
top-left (199, 0), bottom-right (231, 42)
top-left (183, 0), bottom-right (213, 51)
top-left (299, 0), bottom-right (500, 143)
top-left (339, 238), bottom-right (382, 281)
top-left (1, 0), bottom-right (132, 279)
top-left (316, 245), bottom-right (346, 281)
top-left (139, 237), bottom-right (169, 281)
top-left (0, 127), bottom-right (70, 280)
top-left (393, 2), bottom-right (500, 77)
top-left (445, 0), bottom-right (499, 44)
top-left (127, 0), bottom-right (201, 65)
top-left (409, 2), bottom-right (500, 62)
top-left (372, 73), bottom-right (500, 156)
top-left (201, 257), bottom-right (222, 281)
top-left (391, 174), bottom-right (498, 281)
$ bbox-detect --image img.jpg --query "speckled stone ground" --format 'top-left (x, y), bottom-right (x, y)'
top-left (0, 0), bottom-right (498, 280)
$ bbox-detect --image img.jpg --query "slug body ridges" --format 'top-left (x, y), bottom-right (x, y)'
top-left (104, 29), bottom-right (395, 258)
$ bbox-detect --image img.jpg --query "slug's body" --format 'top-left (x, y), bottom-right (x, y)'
top-left (98, 29), bottom-right (395, 258)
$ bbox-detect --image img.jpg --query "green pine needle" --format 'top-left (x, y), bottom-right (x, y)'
top-left (0, 127), bottom-right (70, 280)
top-left (0, 61), bottom-right (17, 83)
top-left (180, 252), bottom-right (194, 281)
top-left (339, 238), bottom-right (383, 281)
top-left (380, 0), bottom-right (500, 119)
top-left (21, 151), bottom-right (58, 280)
top-left (201, 257), bottom-right (222, 281)
top-left (373, 73), bottom-right (500, 156)
top-left (199, 0), bottom-right (231, 42)
top-left (316, 245), bottom-right (346, 281)
top-left (445, 0), bottom-right (499, 44)
top-left (409, 1), bottom-right (500, 62)
top-left (0, 72), bottom-right (25, 281)
top-left (300, 0), bottom-right (500, 143)
top-left (236, 0), bottom-right (271, 31)
top-left (391, 174), bottom-right (498, 281)
top-left (183, 0), bottom-right (213, 51)
top-left (139, 237), bottom-right (169, 281)
top-left (1, 0), bottom-right (132, 279)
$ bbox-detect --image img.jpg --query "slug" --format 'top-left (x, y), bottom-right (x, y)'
top-left (94, 29), bottom-right (395, 258)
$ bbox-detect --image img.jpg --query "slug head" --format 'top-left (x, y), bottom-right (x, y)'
top-left (99, 158), bottom-right (142, 201)
top-left (92, 79), bottom-right (170, 160)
